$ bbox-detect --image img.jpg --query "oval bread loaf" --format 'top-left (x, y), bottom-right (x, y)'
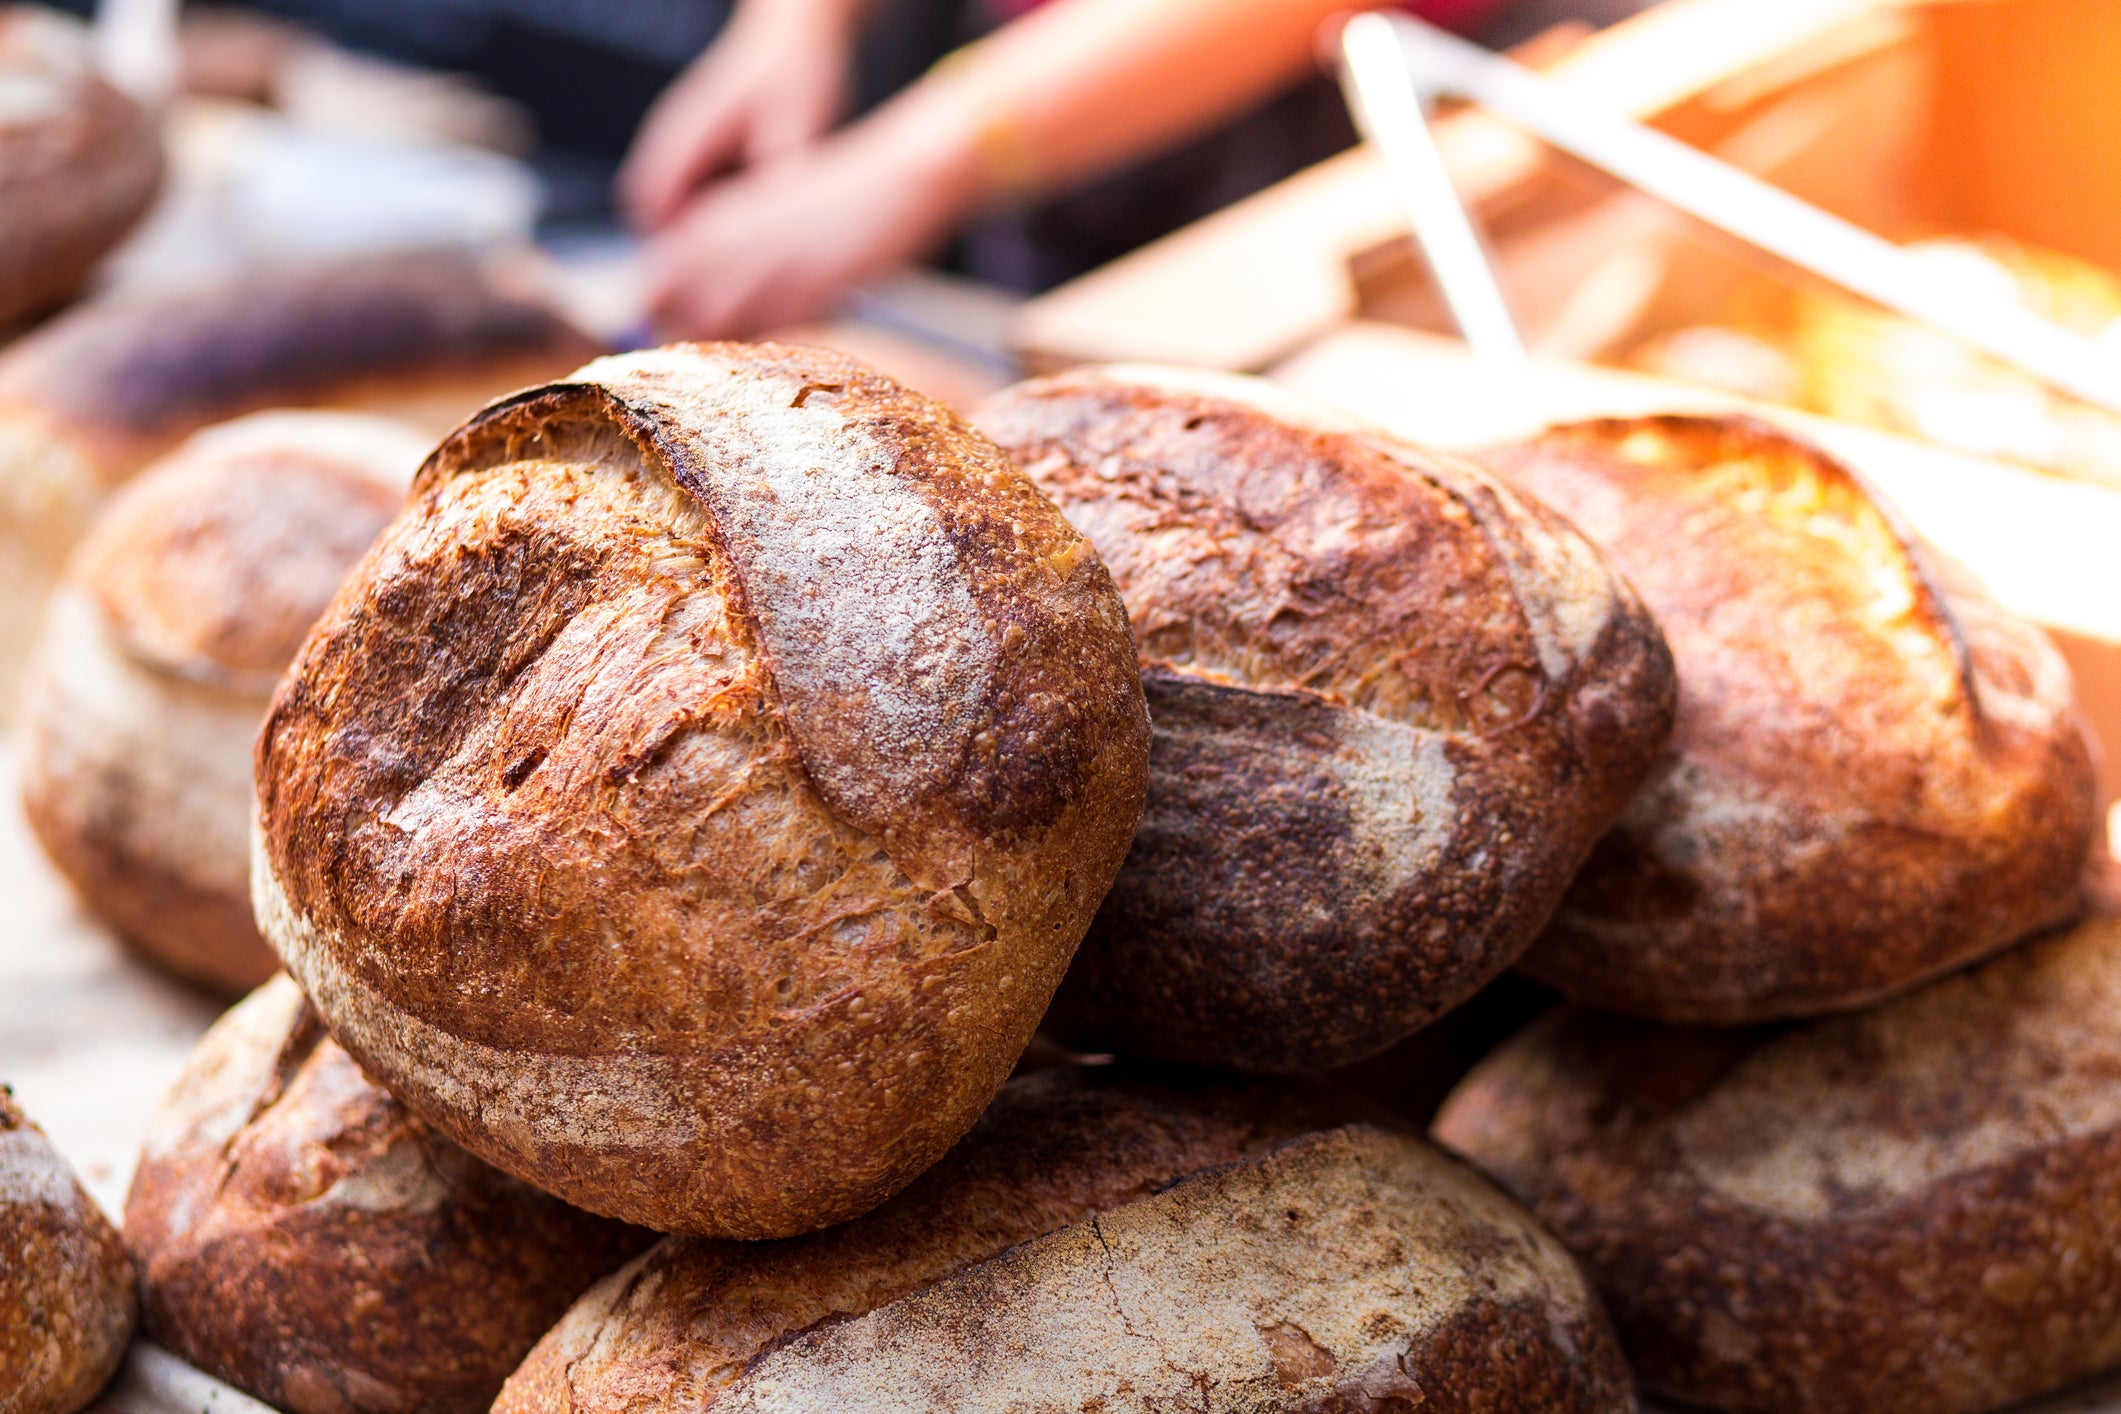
top-left (0, 7), bottom-right (162, 329)
top-left (1435, 911), bottom-right (2121, 1414)
top-left (0, 1086), bottom-right (136, 1414)
top-left (21, 411), bottom-right (426, 994)
top-left (123, 975), bottom-right (652, 1414)
top-left (1480, 415), bottom-right (2096, 1022)
top-left (499, 1066), bottom-right (1634, 1414)
top-left (0, 250), bottom-right (598, 697)
top-left (252, 342), bottom-right (1152, 1238)
top-left (974, 366), bottom-right (1675, 1071)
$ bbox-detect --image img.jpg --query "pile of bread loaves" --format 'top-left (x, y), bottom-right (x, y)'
top-left (3, 322), bottom-right (2112, 1414)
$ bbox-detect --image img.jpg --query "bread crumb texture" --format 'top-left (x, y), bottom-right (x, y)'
top-left (253, 342), bottom-right (1149, 1236)
top-left (1435, 913), bottom-right (2121, 1414)
top-left (1485, 415), bottom-right (2095, 1022)
top-left (500, 1068), bottom-right (1632, 1413)
top-left (974, 367), bottom-right (1675, 1070)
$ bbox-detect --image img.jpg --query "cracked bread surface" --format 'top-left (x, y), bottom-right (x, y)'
top-left (498, 1067), bottom-right (1632, 1414)
top-left (1481, 415), bottom-right (2095, 1022)
top-left (252, 342), bottom-right (1150, 1237)
top-left (1436, 911), bottom-right (2121, 1414)
top-left (123, 976), bottom-right (650, 1414)
top-left (975, 366), bottom-right (1674, 1070)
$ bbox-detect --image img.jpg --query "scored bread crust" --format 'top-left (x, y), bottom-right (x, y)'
top-left (19, 413), bottom-right (420, 994)
top-left (500, 1068), bottom-right (1633, 1414)
top-left (0, 1088), bottom-right (135, 1414)
top-left (1435, 911), bottom-right (2121, 1414)
top-left (975, 366), bottom-right (1675, 1070)
top-left (0, 8), bottom-right (162, 330)
top-left (0, 251), bottom-right (597, 696)
top-left (1481, 415), bottom-right (2096, 1022)
top-left (123, 976), bottom-right (651, 1414)
top-left (252, 342), bottom-right (1151, 1237)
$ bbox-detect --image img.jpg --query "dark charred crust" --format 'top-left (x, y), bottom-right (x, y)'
top-left (1486, 414), bottom-right (2096, 1023)
top-left (977, 372), bottom-right (1674, 1071)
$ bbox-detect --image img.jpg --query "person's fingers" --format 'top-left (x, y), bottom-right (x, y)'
top-left (742, 58), bottom-right (847, 165)
top-left (618, 67), bottom-right (749, 230)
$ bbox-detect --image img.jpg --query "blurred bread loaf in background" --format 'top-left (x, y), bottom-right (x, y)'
top-left (124, 975), bottom-right (652, 1414)
top-left (500, 1065), bottom-right (1635, 1414)
top-left (19, 409), bottom-right (426, 994)
top-left (0, 1086), bottom-right (135, 1414)
top-left (0, 7), bottom-right (162, 333)
top-left (0, 249), bottom-right (599, 702)
top-left (976, 365), bottom-right (1675, 1071)
top-left (1482, 414), bottom-right (2096, 1022)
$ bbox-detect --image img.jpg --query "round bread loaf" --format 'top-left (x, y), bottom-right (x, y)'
top-left (0, 249), bottom-right (598, 699)
top-left (1480, 415), bottom-right (2096, 1022)
top-left (0, 1086), bottom-right (136, 1414)
top-left (973, 366), bottom-right (1675, 1071)
top-left (124, 974), bottom-right (653, 1414)
top-left (498, 1066), bottom-right (1633, 1413)
top-left (1435, 910), bottom-right (2121, 1414)
top-left (20, 411), bottom-right (426, 994)
top-left (252, 342), bottom-right (1152, 1238)
top-left (0, 7), bottom-right (162, 330)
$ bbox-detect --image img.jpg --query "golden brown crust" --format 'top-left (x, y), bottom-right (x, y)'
top-left (974, 366), bottom-right (1675, 1070)
top-left (1481, 415), bottom-right (2097, 1022)
top-left (0, 10), bottom-right (162, 330)
top-left (0, 1088), bottom-right (136, 1414)
top-left (500, 1068), bottom-right (1632, 1414)
top-left (19, 415), bottom-right (417, 995)
top-left (1436, 911), bottom-right (2121, 1414)
top-left (253, 342), bottom-right (1151, 1237)
top-left (123, 976), bottom-right (652, 1414)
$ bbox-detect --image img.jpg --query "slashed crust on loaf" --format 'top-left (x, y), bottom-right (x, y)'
top-left (1483, 415), bottom-right (2096, 1022)
top-left (1436, 912), bottom-right (2121, 1414)
top-left (19, 414), bottom-right (416, 993)
top-left (975, 366), bottom-right (1675, 1070)
top-left (0, 1087), bottom-right (135, 1414)
top-left (253, 343), bottom-right (1150, 1236)
top-left (0, 9), bottom-right (161, 328)
top-left (123, 976), bottom-right (650, 1414)
top-left (500, 1068), bottom-right (1632, 1414)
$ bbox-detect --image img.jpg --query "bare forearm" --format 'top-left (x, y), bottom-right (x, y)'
top-left (912, 0), bottom-right (1386, 201)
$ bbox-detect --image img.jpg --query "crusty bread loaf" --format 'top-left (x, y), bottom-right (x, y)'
top-left (1481, 415), bottom-right (2096, 1022)
top-left (0, 8), bottom-right (162, 330)
top-left (252, 342), bottom-right (1152, 1238)
top-left (498, 1066), bottom-right (1633, 1413)
top-left (0, 1086), bottom-right (135, 1414)
top-left (1435, 909), bottom-right (2121, 1414)
top-left (974, 366), bottom-right (1675, 1071)
top-left (0, 250), bottom-right (599, 700)
top-left (123, 975), bottom-right (652, 1414)
top-left (20, 411), bottom-right (426, 994)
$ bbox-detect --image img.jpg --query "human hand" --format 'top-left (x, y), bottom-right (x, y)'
top-left (642, 87), bottom-right (980, 339)
top-left (617, 0), bottom-right (868, 232)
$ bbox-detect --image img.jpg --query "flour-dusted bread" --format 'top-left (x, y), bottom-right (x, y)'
top-left (123, 975), bottom-right (651, 1414)
top-left (1481, 415), bottom-right (2096, 1023)
top-left (974, 366), bottom-right (1674, 1071)
top-left (0, 7), bottom-right (161, 330)
top-left (0, 250), bottom-right (598, 699)
top-left (0, 1087), bottom-right (135, 1414)
top-left (21, 411), bottom-right (426, 994)
top-left (498, 1066), bottom-right (1633, 1414)
top-left (1436, 910), bottom-right (2121, 1414)
top-left (252, 343), bottom-right (1151, 1238)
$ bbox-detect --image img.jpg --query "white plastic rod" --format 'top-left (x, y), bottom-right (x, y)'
top-left (1389, 11), bottom-right (2121, 416)
top-left (1338, 11), bottom-right (1525, 365)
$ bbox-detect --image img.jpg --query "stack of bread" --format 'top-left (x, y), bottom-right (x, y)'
top-left (1, 334), bottom-right (2108, 1414)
